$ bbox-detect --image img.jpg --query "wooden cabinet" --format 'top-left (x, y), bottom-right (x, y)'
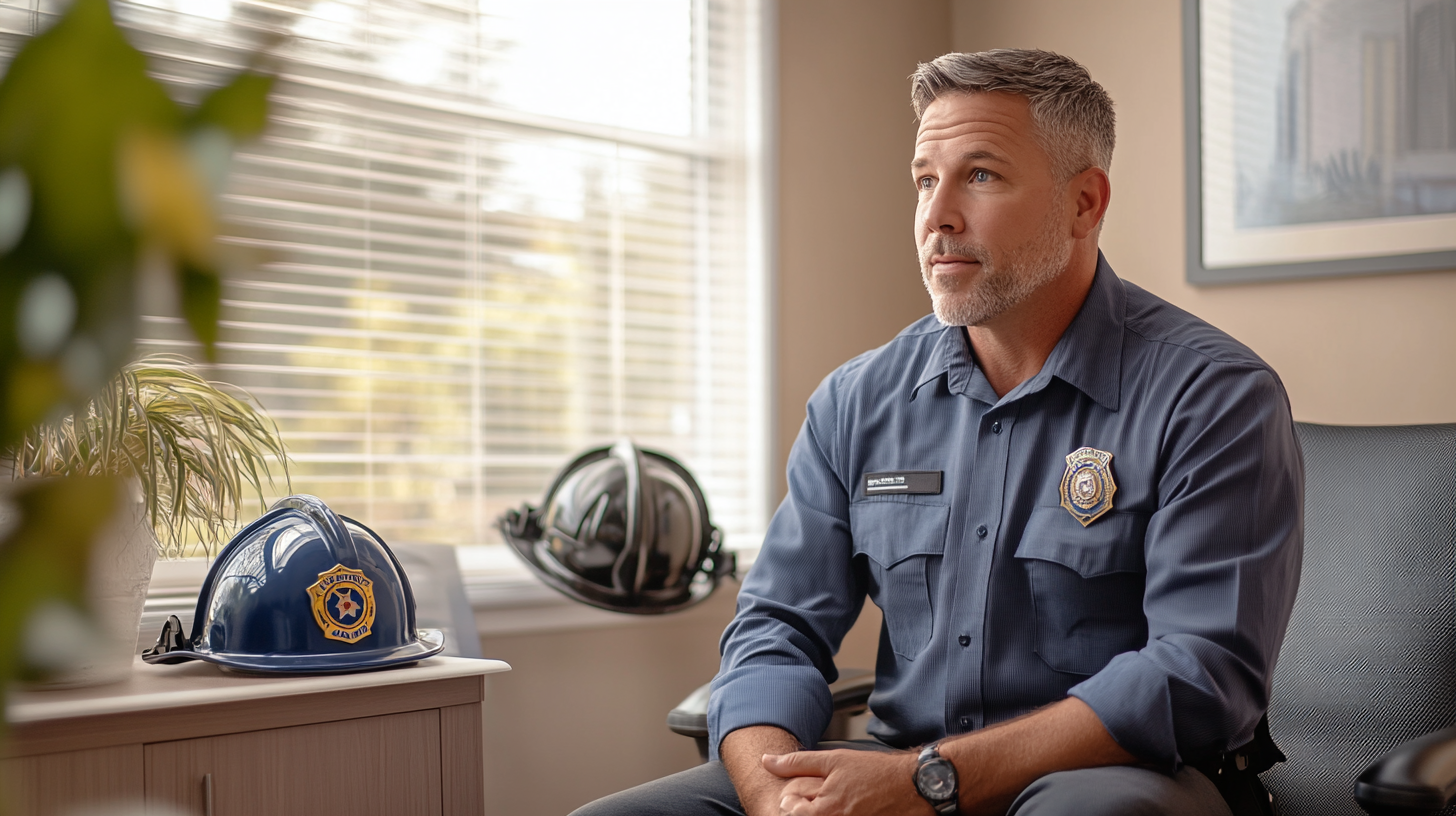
top-left (3, 745), bottom-right (142, 815)
top-left (3, 656), bottom-right (508, 816)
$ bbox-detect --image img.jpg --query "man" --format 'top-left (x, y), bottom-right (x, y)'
top-left (575, 48), bottom-right (1302, 816)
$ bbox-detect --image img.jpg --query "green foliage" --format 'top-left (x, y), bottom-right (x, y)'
top-left (191, 71), bottom-right (275, 140)
top-left (14, 354), bottom-right (291, 558)
top-left (0, 0), bottom-right (273, 445)
top-left (181, 262), bottom-right (224, 353)
top-left (0, 0), bottom-right (274, 698)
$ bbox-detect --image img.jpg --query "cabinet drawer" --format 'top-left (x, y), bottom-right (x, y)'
top-left (146, 709), bottom-right (442, 816)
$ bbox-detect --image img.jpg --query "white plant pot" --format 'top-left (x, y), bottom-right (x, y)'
top-left (29, 481), bottom-right (158, 689)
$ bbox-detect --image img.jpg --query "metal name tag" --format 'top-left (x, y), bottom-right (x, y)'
top-left (863, 470), bottom-right (943, 496)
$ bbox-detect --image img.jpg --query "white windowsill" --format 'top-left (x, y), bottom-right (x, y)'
top-left (141, 542), bottom-right (760, 647)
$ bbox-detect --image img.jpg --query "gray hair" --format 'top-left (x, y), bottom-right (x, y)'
top-left (910, 49), bottom-right (1115, 181)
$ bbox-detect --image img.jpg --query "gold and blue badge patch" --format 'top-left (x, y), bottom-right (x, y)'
top-left (308, 564), bottom-right (376, 643)
top-left (1060, 447), bottom-right (1116, 527)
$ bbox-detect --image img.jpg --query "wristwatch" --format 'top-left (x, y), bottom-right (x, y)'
top-left (912, 741), bottom-right (960, 815)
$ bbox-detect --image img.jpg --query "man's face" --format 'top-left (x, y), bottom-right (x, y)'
top-left (913, 92), bottom-right (1074, 327)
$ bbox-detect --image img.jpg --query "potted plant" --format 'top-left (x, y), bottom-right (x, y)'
top-left (9, 352), bottom-right (290, 685)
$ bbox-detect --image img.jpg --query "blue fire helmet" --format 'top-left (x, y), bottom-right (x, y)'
top-left (143, 495), bottom-right (444, 673)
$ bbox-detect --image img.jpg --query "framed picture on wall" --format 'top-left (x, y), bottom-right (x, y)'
top-left (1183, 0), bottom-right (1456, 285)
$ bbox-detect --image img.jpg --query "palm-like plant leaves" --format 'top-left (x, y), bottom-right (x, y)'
top-left (14, 354), bottom-right (290, 557)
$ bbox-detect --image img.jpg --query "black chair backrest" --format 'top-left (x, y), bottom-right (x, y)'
top-left (1263, 423), bottom-right (1456, 815)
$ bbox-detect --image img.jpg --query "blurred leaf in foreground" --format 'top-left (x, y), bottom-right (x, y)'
top-left (0, 477), bottom-right (117, 688)
top-left (0, 0), bottom-right (275, 713)
top-left (0, 0), bottom-right (275, 444)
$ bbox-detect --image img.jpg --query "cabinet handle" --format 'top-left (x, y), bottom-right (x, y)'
top-left (203, 772), bottom-right (214, 816)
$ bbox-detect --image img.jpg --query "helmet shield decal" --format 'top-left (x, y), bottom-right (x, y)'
top-left (308, 565), bottom-right (376, 642)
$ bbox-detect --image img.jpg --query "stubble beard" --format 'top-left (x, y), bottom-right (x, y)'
top-left (918, 206), bottom-right (1074, 328)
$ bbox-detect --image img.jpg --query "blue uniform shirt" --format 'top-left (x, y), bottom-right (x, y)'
top-left (708, 255), bottom-right (1303, 772)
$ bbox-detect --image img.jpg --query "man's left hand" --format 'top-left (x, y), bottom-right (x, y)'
top-left (761, 748), bottom-right (931, 816)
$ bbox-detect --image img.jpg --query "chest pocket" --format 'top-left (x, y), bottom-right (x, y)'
top-left (850, 500), bottom-right (949, 660)
top-left (1015, 506), bottom-right (1149, 675)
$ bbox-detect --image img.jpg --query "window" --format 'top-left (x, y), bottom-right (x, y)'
top-left (0, 0), bottom-right (769, 556)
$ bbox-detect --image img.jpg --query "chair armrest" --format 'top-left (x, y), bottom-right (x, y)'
top-left (1354, 724), bottom-right (1456, 815)
top-left (667, 682), bottom-right (712, 740)
top-left (828, 667), bottom-right (875, 712)
top-left (666, 668), bottom-right (879, 758)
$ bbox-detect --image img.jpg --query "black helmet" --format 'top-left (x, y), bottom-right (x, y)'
top-left (499, 439), bottom-right (734, 614)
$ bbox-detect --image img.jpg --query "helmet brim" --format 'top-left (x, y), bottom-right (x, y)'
top-left (142, 629), bottom-right (446, 674)
top-left (502, 525), bottom-right (709, 614)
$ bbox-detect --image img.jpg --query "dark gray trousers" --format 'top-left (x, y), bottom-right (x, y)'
top-left (570, 741), bottom-right (1233, 816)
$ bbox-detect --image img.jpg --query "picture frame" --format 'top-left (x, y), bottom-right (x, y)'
top-left (1182, 0), bottom-right (1456, 285)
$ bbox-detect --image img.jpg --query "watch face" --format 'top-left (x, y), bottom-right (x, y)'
top-left (916, 758), bottom-right (956, 799)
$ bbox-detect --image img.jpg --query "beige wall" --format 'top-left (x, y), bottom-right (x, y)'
top-left (951, 0), bottom-right (1456, 425)
top-left (774, 0), bottom-right (949, 499)
top-left (478, 592), bottom-right (734, 816)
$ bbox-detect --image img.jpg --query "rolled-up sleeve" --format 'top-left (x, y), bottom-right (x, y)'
top-left (1069, 364), bottom-right (1304, 772)
top-left (706, 381), bottom-right (866, 760)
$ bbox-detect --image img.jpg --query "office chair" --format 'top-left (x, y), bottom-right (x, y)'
top-left (669, 423), bottom-right (1456, 815)
top-left (1262, 422), bottom-right (1456, 815)
top-left (668, 668), bottom-right (876, 761)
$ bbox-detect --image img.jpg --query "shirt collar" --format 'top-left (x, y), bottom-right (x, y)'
top-left (1031, 252), bottom-right (1124, 411)
top-left (909, 324), bottom-right (970, 401)
top-left (907, 252), bottom-right (1125, 411)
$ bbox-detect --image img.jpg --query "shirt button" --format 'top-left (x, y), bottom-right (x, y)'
top-left (958, 634), bottom-right (970, 647)
top-left (991, 420), bottom-right (1002, 434)
top-left (959, 716), bottom-right (972, 729)
top-left (976, 525), bottom-right (988, 538)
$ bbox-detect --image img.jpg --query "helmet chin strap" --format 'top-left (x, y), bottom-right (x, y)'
top-left (141, 614), bottom-right (192, 662)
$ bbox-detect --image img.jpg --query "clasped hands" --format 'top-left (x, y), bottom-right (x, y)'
top-left (760, 747), bottom-right (936, 816)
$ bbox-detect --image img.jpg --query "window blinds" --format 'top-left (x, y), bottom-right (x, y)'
top-left (0, 0), bottom-right (769, 553)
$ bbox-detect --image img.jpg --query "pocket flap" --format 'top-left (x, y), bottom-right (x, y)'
top-left (849, 500), bottom-right (949, 568)
top-left (1014, 506), bottom-right (1148, 578)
